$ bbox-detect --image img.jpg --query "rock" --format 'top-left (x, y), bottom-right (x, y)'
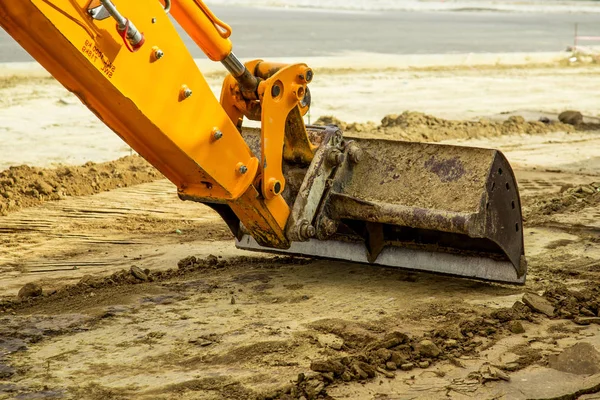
top-left (18, 283), bottom-right (42, 299)
top-left (318, 334), bottom-right (344, 351)
top-left (491, 308), bottom-right (514, 322)
top-left (400, 363), bottom-right (414, 371)
top-left (512, 301), bottom-right (531, 318)
top-left (558, 110), bottom-right (583, 126)
top-left (356, 361), bottom-right (376, 378)
top-left (580, 307), bottom-right (596, 317)
top-left (385, 361), bottom-right (397, 371)
top-left (444, 339), bottom-right (459, 348)
top-left (417, 340), bottom-right (441, 358)
top-left (522, 293), bottom-right (555, 317)
top-left (574, 317), bottom-right (600, 326)
top-left (500, 362), bottom-right (520, 372)
top-left (476, 363), bottom-right (510, 382)
top-left (206, 254), bottom-right (218, 266)
top-left (310, 359), bottom-right (345, 375)
top-left (372, 348), bottom-right (392, 362)
top-left (548, 343), bottom-right (600, 375)
top-left (419, 361), bottom-right (430, 368)
top-left (370, 331), bottom-right (408, 349)
top-left (390, 351), bottom-right (407, 365)
top-left (435, 325), bottom-right (464, 340)
top-left (376, 366), bottom-right (395, 378)
top-left (508, 321), bottom-right (525, 334)
top-left (340, 370), bottom-right (352, 382)
top-left (130, 265), bottom-right (148, 281)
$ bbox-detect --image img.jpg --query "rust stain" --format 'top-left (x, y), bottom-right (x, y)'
top-left (424, 156), bottom-right (466, 183)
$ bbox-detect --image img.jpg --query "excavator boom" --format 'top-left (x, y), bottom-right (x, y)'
top-left (0, 0), bottom-right (526, 283)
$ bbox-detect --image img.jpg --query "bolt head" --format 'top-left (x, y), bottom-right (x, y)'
top-left (183, 88), bottom-right (192, 98)
top-left (155, 49), bottom-right (164, 59)
top-left (239, 165), bottom-right (248, 174)
top-left (213, 130), bottom-right (223, 140)
top-left (152, 17), bottom-right (157, 23)
top-left (271, 84), bottom-right (281, 98)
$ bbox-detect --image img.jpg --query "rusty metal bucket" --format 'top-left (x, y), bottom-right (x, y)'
top-left (236, 128), bottom-right (526, 284)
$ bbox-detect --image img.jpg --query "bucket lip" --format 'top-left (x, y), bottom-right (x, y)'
top-left (236, 234), bottom-right (526, 285)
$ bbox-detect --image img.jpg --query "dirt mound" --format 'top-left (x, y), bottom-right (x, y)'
top-left (0, 156), bottom-right (161, 215)
top-left (273, 302), bottom-right (542, 399)
top-left (315, 112), bottom-right (575, 142)
top-left (524, 182), bottom-right (600, 224)
top-left (0, 255), bottom-right (308, 313)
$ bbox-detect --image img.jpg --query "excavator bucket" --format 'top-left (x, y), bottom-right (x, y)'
top-left (237, 127), bottom-right (526, 284)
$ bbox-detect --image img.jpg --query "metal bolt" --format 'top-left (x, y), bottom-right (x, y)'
top-left (319, 217), bottom-right (338, 239)
top-left (154, 49), bottom-right (164, 59)
top-left (347, 143), bottom-right (363, 164)
top-left (183, 88), bottom-right (192, 99)
top-left (271, 84), bottom-right (281, 98)
top-left (326, 148), bottom-right (344, 167)
top-left (298, 220), bottom-right (316, 240)
top-left (151, 17), bottom-right (157, 23)
top-left (238, 165), bottom-right (248, 174)
top-left (213, 130), bottom-right (223, 140)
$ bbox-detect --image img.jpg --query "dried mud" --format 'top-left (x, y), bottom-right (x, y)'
top-left (524, 182), bottom-right (600, 225)
top-left (0, 156), bottom-right (160, 215)
top-left (315, 112), bottom-right (577, 142)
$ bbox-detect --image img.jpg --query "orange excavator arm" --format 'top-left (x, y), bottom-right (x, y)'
top-left (0, 0), bottom-right (315, 248)
top-left (0, 0), bottom-right (527, 284)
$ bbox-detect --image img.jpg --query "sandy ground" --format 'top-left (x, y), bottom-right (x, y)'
top-left (0, 61), bottom-right (600, 399)
top-left (2, 57), bottom-right (600, 169)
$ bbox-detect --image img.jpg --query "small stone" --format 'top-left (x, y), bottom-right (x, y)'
top-left (581, 186), bottom-right (596, 195)
top-left (340, 371), bottom-right (352, 382)
top-left (419, 361), bottom-right (430, 368)
top-left (310, 360), bottom-right (345, 375)
top-left (580, 307), bottom-right (596, 317)
top-left (320, 372), bottom-right (334, 383)
top-left (548, 343), bottom-right (600, 375)
top-left (508, 321), bottom-right (525, 334)
top-left (512, 301), bottom-right (531, 318)
top-left (558, 110), bottom-right (583, 126)
top-left (390, 351), bottom-right (407, 365)
top-left (385, 361), bottom-right (397, 371)
top-left (130, 265), bottom-right (148, 281)
top-left (491, 308), bottom-right (514, 322)
top-left (522, 293), bottom-right (555, 317)
top-left (18, 283), bottom-right (42, 299)
top-left (574, 317), bottom-right (600, 326)
top-left (206, 254), bottom-right (219, 266)
top-left (417, 340), bottom-right (441, 358)
top-left (435, 325), bottom-right (464, 340)
top-left (444, 339), bottom-right (458, 348)
top-left (230, 296), bottom-right (236, 305)
top-left (400, 363), bottom-right (414, 371)
top-left (370, 331), bottom-right (408, 349)
top-left (376, 366), bottom-right (395, 378)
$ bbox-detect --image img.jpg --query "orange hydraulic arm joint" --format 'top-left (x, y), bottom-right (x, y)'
top-left (167, 0), bottom-right (317, 242)
top-left (0, 0), bottom-right (315, 250)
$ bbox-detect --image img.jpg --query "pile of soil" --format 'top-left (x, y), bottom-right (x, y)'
top-left (0, 156), bottom-right (161, 215)
top-left (315, 112), bottom-right (575, 142)
top-left (272, 296), bottom-right (553, 399)
top-left (524, 182), bottom-right (600, 224)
